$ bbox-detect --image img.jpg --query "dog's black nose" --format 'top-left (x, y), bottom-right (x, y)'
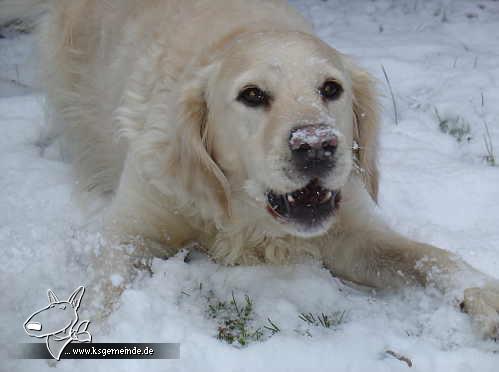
top-left (289, 124), bottom-right (337, 177)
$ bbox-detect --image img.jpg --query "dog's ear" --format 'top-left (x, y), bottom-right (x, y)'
top-left (350, 66), bottom-right (380, 202)
top-left (68, 286), bottom-right (85, 310)
top-left (47, 289), bottom-right (59, 304)
top-left (168, 62), bottom-right (231, 218)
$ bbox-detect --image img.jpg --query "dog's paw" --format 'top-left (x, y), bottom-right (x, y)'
top-left (461, 282), bottom-right (499, 339)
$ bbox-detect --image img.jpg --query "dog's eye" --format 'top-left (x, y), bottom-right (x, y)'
top-left (237, 86), bottom-right (270, 108)
top-left (319, 80), bottom-right (343, 101)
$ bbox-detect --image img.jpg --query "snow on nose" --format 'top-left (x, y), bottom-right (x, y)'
top-left (289, 124), bottom-right (338, 151)
top-left (289, 125), bottom-right (338, 177)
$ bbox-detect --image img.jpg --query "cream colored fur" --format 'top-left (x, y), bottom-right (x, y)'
top-left (20, 0), bottom-right (499, 337)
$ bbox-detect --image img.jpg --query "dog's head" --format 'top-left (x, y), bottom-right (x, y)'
top-left (166, 31), bottom-right (378, 237)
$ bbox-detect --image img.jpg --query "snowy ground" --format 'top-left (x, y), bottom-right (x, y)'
top-left (1, 1), bottom-right (499, 371)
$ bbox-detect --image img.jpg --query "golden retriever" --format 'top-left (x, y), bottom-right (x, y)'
top-left (13, 0), bottom-right (499, 337)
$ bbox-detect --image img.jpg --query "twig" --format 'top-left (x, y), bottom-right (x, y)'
top-left (381, 65), bottom-right (399, 125)
top-left (385, 349), bottom-right (413, 368)
top-left (0, 76), bottom-right (29, 88)
top-left (483, 120), bottom-right (496, 166)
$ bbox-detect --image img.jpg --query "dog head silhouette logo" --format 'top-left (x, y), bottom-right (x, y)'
top-left (23, 286), bottom-right (92, 360)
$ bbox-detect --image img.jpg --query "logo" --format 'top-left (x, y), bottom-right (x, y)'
top-left (23, 286), bottom-right (92, 360)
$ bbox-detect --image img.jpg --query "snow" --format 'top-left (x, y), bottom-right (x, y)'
top-left (289, 125), bottom-right (338, 149)
top-left (1, 0), bottom-right (499, 371)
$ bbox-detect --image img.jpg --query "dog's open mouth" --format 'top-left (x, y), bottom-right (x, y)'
top-left (266, 179), bottom-right (341, 226)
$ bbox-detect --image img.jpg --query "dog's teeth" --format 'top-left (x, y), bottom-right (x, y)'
top-left (287, 194), bottom-right (295, 203)
top-left (321, 191), bottom-right (332, 203)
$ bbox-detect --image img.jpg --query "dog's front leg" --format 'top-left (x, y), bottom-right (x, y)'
top-left (321, 179), bottom-right (499, 338)
top-left (86, 225), bottom-right (183, 320)
top-left (322, 225), bottom-right (499, 338)
top-left (86, 164), bottom-right (193, 319)
top-left (85, 233), bottom-right (161, 321)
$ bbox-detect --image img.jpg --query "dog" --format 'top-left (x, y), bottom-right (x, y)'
top-left (8, 0), bottom-right (498, 338)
